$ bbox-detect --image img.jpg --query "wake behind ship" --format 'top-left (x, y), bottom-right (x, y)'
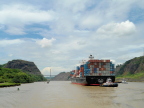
top-left (70, 55), bottom-right (115, 86)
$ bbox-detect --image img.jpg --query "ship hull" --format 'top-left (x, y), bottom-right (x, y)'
top-left (71, 76), bottom-right (115, 86)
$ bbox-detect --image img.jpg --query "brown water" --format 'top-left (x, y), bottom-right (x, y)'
top-left (0, 81), bottom-right (144, 108)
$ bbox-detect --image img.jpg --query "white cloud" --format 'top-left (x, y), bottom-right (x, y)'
top-left (5, 26), bottom-right (26, 35)
top-left (36, 38), bottom-right (56, 48)
top-left (55, 0), bottom-right (88, 13)
top-left (8, 54), bottom-right (13, 57)
top-left (0, 39), bottom-right (24, 46)
top-left (0, 4), bottom-right (56, 35)
top-left (80, 15), bottom-right (103, 29)
top-left (0, 24), bottom-right (5, 30)
top-left (0, 4), bottom-right (55, 24)
top-left (96, 20), bottom-right (136, 38)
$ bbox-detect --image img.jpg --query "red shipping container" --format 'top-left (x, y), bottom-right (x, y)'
top-left (99, 68), bottom-right (106, 71)
top-left (103, 68), bottom-right (106, 71)
top-left (90, 62), bottom-right (94, 65)
top-left (106, 60), bottom-right (110, 62)
top-left (82, 71), bottom-right (84, 77)
top-left (99, 68), bottom-right (102, 71)
top-left (80, 67), bottom-right (84, 72)
top-left (89, 60), bottom-right (95, 62)
top-left (99, 73), bottom-right (102, 76)
top-left (101, 60), bottom-right (104, 62)
top-left (110, 71), bottom-right (113, 74)
top-left (94, 65), bottom-right (99, 68)
top-left (96, 60), bottom-right (99, 62)
top-left (72, 70), bottom-right (75, 72)
top-left (101, 65), bottom-right (104, 68)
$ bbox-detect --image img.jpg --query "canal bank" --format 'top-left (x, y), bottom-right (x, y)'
top-left (0, 83), bottom-right (21, 87)
top-left (116, 76), bottom-right (144, 82)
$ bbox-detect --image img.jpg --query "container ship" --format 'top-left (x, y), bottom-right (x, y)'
top-left (70, 55), bottom-right (115, 86)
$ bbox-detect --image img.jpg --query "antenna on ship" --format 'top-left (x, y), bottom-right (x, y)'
top-left (89, 54), bottom-right (94, 60)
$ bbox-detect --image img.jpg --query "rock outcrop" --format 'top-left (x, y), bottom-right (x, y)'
top-left (52, 72), bottom-right (70, 81)
top-left (4, 60), bottom-right (42, 75)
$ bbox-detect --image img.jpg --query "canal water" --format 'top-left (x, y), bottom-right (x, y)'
top-left (0, 81), bottom-right (144, 108)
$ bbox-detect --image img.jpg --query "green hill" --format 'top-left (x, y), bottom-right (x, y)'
top-left (115, 56), bottom-right (144, 81)
top-left (0, 59), bottom-right (47, 83)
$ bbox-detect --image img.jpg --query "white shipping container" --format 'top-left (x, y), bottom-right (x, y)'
top-left (90, 65), bottom-right (94, 68)
top-left (105, 71), bottom-right (109, 74)
top-left (104, 65), bottom-right (106, 68)
top-left (90, 67), bottom-right (93, 73)
top-left (106, 63), bottom-right (110, 65)
top-left (94, 63), bottom-right (97, 65)
top-left (106, 69), bottom-right (110, 71)
top-left (106, 65), bottom-right (110, 67)
top-left (102, 73), bottom-right (106, 76)
top-left (102, 74), bottom-right (106, 76)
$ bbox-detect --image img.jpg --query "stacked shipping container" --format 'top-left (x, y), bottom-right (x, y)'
top-left (70, 59), bottom-right (115, 78)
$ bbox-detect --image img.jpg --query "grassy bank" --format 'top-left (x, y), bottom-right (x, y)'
top-left (116, 72), bottom-right (144, 82)
top-left (0, 83), bottom-right (21, 87)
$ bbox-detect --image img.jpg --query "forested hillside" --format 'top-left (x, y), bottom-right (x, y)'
top-left (4, 60), bottom-right (42, 75)
top-left (115, 56), bottom-right (144, 81)
top-left (0, 60), bottom-right (46, 83)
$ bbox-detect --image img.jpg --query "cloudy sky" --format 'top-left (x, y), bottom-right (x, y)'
top-left (0, 0), bottom-right (144, 75)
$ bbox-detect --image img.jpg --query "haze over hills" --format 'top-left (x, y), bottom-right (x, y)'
top-left (51, 72), bottom-right (71, 81)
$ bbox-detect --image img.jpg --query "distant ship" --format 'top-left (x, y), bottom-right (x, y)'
top-left (70, 55), bottom-right (115, 86)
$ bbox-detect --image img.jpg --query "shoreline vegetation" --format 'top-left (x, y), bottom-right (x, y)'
top-left (0, 67), bottom-right (47, 84)
top-left (116, 72), bottom-right (144, 82)
top-left (0, 83), bottom-right (21, 87)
